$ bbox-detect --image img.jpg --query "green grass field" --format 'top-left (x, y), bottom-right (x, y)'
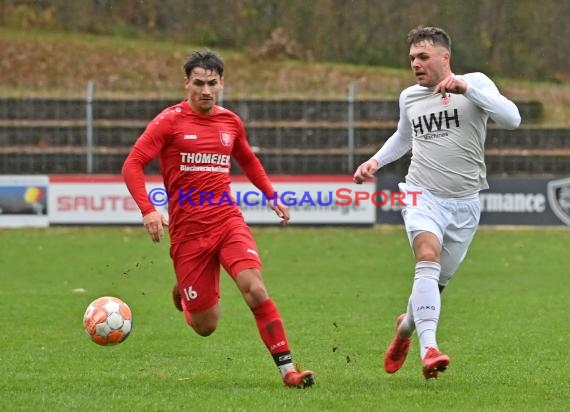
top-left (1, 226), bottom-right (568, 411)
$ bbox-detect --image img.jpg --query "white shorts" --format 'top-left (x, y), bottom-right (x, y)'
top-left (398, 182), bottom-right (481, 286)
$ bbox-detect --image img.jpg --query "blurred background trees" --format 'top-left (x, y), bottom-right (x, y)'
top-left (1, 0), bottom-right (568, 82)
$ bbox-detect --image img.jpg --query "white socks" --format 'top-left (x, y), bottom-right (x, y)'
top-left (279, 363), bottom-right (295, 377)
top-left (411, 261), bottom-right (441, 358)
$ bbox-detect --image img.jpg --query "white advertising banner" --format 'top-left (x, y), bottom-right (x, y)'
top-left (47, 175), bottom-right (375, 225)
top-left (48, 176), bottom-right (166, 224)
top-left (0, 175), bottom-right (49, 227)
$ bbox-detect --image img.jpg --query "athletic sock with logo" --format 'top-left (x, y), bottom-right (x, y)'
top-left (251, 299), bottom-right (294, 376)
top-left (411, 261), bottom-right (441, 358)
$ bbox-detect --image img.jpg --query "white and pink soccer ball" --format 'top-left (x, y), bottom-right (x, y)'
top-left (83, 296), bottom-right (132, 346)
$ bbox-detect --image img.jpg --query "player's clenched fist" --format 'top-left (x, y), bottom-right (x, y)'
top-left (434, 75), bottom-right (468, 96)
top-left (353, 159), bottom-right (379, 184)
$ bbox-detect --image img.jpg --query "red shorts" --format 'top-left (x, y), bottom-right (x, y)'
top-left (170, 218), bottom-right (261, 312)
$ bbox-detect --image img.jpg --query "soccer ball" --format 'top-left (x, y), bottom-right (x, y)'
top-left (83, 296), bottom-right (132, 346)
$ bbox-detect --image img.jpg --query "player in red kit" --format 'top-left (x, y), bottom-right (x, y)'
top-left (122, 51), bottom-right (315, 389)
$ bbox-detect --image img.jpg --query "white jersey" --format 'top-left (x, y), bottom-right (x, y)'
top-left (372, 72), bottom-right (521, 197)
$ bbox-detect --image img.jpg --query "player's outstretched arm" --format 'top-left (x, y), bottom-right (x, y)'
top-left (358, 89), bottom-right (413, 180)
top-left (461, 73), bottom-right (521, 129)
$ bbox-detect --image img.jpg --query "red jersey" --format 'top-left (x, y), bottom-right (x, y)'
top-left (122, 100), bottom-right (276, 244)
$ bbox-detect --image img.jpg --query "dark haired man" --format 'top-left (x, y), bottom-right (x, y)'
top-left (123, 51), bottom-right (315, 388)
top-left (354, 27), bottom-right (521, 379)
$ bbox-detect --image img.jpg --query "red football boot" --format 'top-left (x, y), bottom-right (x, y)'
top-left (283, 368), bottom-right (315, 389)
top-left (422, 347), bottom-right (450, 379)
top-left (384, 313), bottom-right (412, 373)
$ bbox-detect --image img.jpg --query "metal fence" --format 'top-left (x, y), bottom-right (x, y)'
top-left (0, 82), bottom-right (567, 176)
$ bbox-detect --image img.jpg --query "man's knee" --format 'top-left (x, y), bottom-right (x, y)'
top-left (192, 321), bottom-right (217, 337)
top-left (189, 306), bottom-right (220, 336)
top-left (413, 232), bottom-right (441, 262)
top-left (236, 268), bottom-right (269, 307)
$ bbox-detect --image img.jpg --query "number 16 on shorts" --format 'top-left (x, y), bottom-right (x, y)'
top-left (183, 286), bottom-right (198, 300)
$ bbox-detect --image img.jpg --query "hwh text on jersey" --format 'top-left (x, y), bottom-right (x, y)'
top-left (412, 108), bottom-right (459, 137)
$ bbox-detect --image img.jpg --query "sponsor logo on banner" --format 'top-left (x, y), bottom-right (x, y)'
top-left (547, 177), bottom-right (570, 226)
top-left (376, 174), bottom-right (570, 226)
top-left (48, 177), bottom-right (167, 224)
top-left (0, 175), bottom-right (49, 227)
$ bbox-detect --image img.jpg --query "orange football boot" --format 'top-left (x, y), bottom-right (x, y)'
top-left (384, 313), bottom-right (412, 373)
top-left (283, 368), bottom-right (315, 389)
top-left (422, 347), bottom-right (450, 379)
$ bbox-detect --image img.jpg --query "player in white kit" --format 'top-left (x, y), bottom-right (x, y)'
top-left (353, 26), bottom-right (521, 379)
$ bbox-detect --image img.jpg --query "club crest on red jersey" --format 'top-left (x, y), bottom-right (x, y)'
top-left (220, 131), bottom-right (233, 147)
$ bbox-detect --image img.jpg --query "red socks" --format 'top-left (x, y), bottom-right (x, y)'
top-left (252, 299), bottom-right (292, 365)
